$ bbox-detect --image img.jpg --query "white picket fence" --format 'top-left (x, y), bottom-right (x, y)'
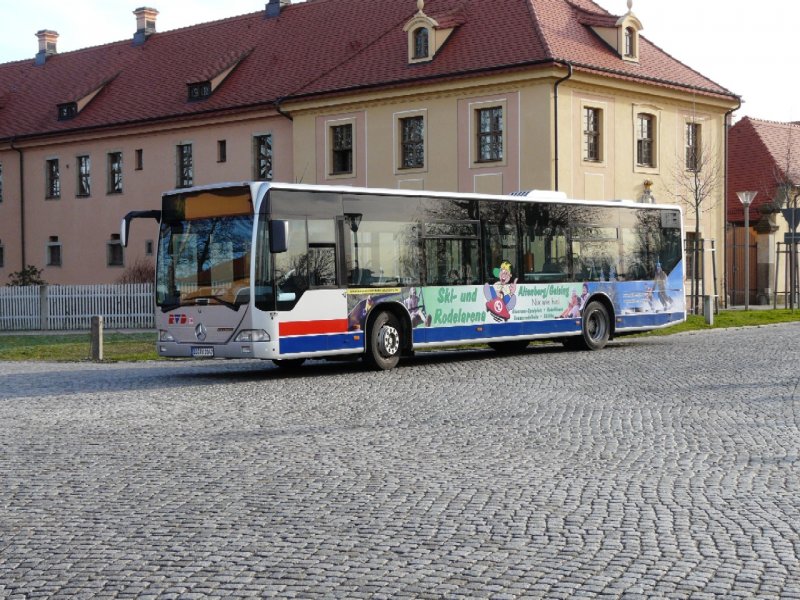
top-left (0, 284), bottom-right (155, 331)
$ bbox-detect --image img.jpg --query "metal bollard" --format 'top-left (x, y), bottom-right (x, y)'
top-left (703, 295), bottom-right (714, 326)
top-left (90, 315), bottom-right (104, 361)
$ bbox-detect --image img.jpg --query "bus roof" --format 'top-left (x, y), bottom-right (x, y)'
top-left (164, 180), bottom-right (683, 214)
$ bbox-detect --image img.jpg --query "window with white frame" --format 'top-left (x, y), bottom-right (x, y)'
top-left (413, 27), bottom-right (429, 59)
top-left (583, 107), bottom-right (602, 162)
top-left (47, 236), bottom-right (62, 267)
top-left (253, 134), bottom-right (273, 180)
top-left (636, 113), bottom-right (655, 167)
top-left (624, 27), bottom-right (635, 57)
top-left (177, 144), bottom-right (193, 188)
top-left (686, 123), bottom-right (701, 171)
top-left (330, 124), bottom-right (353, 175)
top-left (108, 152), bottom-right (123, 194)
top-left (400, 115), bottom-right (425, 169)
top-left (46, 158), bottom-right (61, 199)
top-left (77, 155), bottom-right (91, 197)
top-left (476, 106), bottom-right (503, 162)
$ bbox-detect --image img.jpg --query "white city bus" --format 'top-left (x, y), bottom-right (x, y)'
top-left (122, 182), bottom-right (685, 370)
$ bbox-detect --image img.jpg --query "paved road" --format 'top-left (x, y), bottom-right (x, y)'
top-left (1, 325), bottom-right (799, 599)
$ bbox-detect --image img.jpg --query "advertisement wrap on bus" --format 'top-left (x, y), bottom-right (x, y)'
top-left (122, 181), bottom-right (685, 370)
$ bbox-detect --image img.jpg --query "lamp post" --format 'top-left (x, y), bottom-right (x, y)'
top-left (736, 191), bottom-right (757, 310)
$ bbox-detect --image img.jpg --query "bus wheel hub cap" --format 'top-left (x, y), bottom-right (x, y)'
top-left (380, 326), bottom-right (400, 357)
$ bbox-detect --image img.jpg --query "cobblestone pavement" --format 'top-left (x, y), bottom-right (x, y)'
top-left (1, 324), bottom-right (799, 599)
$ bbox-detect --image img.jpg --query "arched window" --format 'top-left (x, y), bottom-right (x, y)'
top-left (624, 27), bottom-right (635, 57)
top-left (413, 27), bottom-right (429, 59)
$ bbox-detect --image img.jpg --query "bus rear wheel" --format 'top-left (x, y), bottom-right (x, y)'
top-left (366, 311), bottom-right (402, 370)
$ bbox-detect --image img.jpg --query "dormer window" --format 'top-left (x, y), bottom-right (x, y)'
top-left (616, 4), bottom-right (642, 63)
top-left (186, 50), bottom-right (250, 103)
top-left (55, 79), bottom-right (111, 122)
top-left (413, 27), bottom-right (429, 59)
top-left (404, 0), bottom-right (464, 64)
top-left (57, 102), bottom-right (77, 121)
top-left (575, 1), bottom-right (641, 63)
top-left (188, 81), bottom-right (212, 101)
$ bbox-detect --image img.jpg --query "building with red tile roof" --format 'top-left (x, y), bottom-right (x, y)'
top-left (0, 0), bottom-right (739, 286)
top-left (728, 117), bottom-right (800, 223)
top-left (727, 117), bottom-right (800, 305)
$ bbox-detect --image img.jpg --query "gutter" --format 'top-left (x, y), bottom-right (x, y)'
top-left (552, 61), bottom-right (573, 192)
top-left (9, 138), bottom-right (25, 270)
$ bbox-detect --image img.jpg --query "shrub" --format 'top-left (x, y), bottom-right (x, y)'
top-left (7, 265), bottom-right (46, 286)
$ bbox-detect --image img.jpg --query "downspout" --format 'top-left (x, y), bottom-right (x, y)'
top-left (274, 98), bottom-right (293, 122)
top-left (9, 138), bottom-right (25, 269)
top-left (552, 61), bottom-right (573, 192)
top-left (723, 97), bottom-right (742, 308)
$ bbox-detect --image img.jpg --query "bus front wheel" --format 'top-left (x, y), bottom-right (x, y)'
top-left (580, 301), bottom-right (610, 350)
top-left (366, 311), bottom-right (402, 370)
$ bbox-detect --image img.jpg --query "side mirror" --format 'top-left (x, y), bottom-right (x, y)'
top-left (121, 210), bottom-right (161, 247)
top-left (269, 220), bottom-right (289, 253)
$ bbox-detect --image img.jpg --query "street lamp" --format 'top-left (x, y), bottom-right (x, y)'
top-left (737, 191), bottom-right (757, 310)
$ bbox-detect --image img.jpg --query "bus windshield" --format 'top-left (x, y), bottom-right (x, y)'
top-left (156, 187), bottom-right (253, 310)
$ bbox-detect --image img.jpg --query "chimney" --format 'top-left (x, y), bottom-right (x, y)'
top-left (266, 0), bottom-right (291, 19)
top-left (133, 7), bottom-right (158, 45)
top-left (35, 30), bottom-right (59, 65)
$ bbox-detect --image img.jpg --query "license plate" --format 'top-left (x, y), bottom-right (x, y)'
top-left (191, 346), bottom-right (214, 358)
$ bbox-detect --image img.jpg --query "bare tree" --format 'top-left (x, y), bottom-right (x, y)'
top-left (771, 125), bottom-right (800, 307)
top-left (670, 130), bottom-right (723, 313)
top-left (117, 257), bottom-right (155, 284)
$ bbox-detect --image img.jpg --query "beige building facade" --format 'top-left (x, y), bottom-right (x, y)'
top-left (290, 69), bottom-right (734, 300)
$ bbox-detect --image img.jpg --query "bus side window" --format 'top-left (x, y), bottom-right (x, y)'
top-left (274, 219), bottom-right (309, 307)
top-left (308, 244), bottom-right (336, 286)
top-left (307, 219), bottom-right (337, 287)
top-left (423, 237), bottom-right (478, 285)
top-left (481, 222), bottom-right (518, 282)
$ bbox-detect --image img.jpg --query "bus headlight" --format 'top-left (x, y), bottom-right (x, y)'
top-left (159, 329), bottom-right (175, 342)
top-left (235, 329), bottom-right (270, 342)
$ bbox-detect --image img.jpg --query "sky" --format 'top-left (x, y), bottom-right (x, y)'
top-left (0, 0), bottom-right (797, 123)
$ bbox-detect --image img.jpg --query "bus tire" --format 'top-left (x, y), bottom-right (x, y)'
top-left (366, 311), bottom-right (402, 370)
top-left (580, 300), bottom-right (611, 350)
